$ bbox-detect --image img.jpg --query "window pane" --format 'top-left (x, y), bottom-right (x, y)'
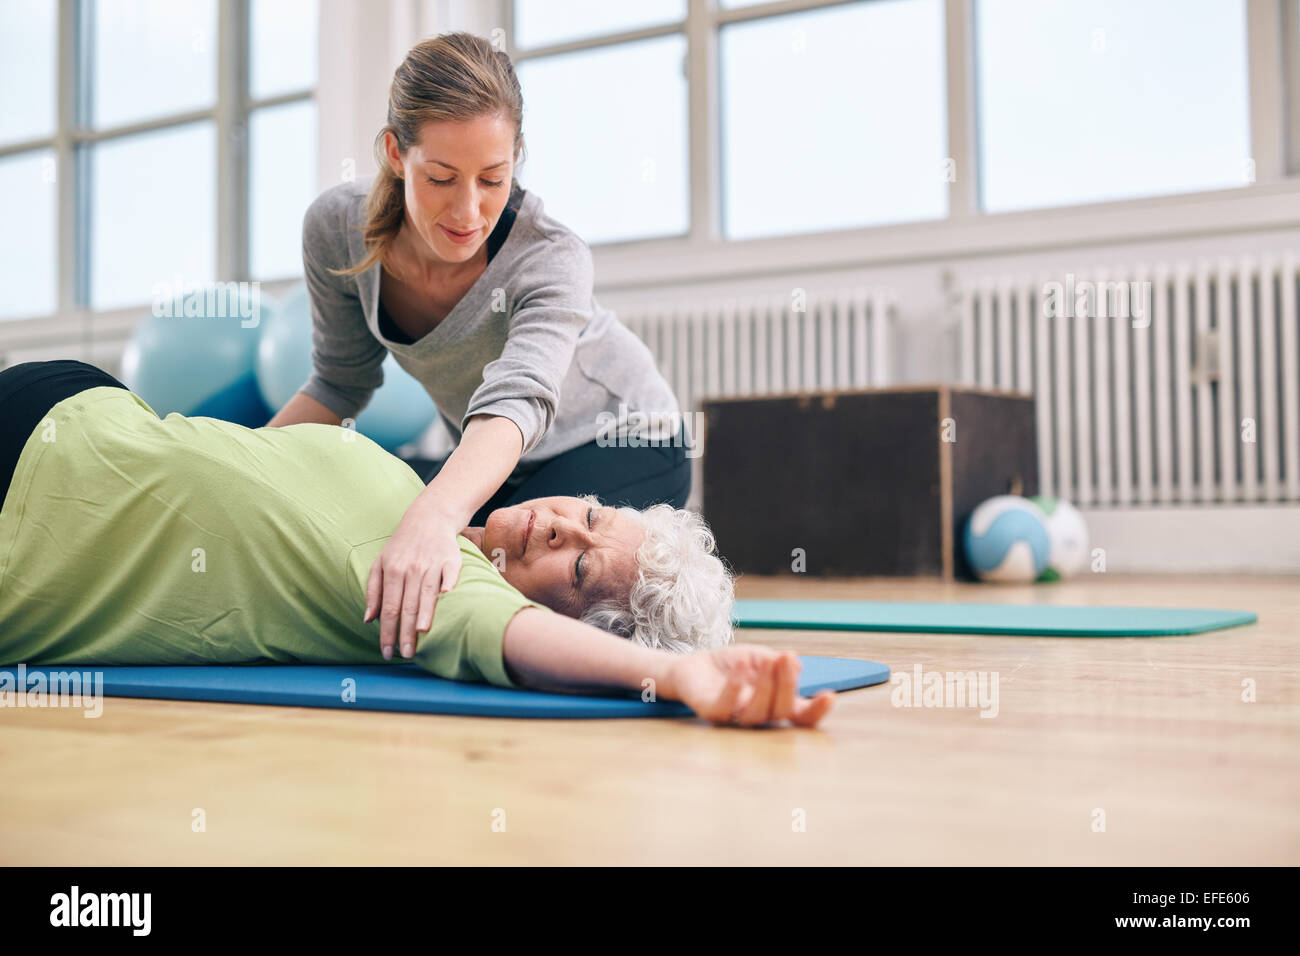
top-left (0, 150), bottom-right (58, 320)
top-left (89, 0), bottom-right (217, 130)
top-left (250, 0), bottom-right (318, 100)
top-left (976, 0), bottom-right (1251, 212)
top-left (515, 36), bottom-right (688, 244)
top-left (0, 0), bottom-right (57, 146)
top-left (720, 0), bottom-right (947, 240)
top-left (514, 0), bottom-right (685, 49)
top-left (249, 100), bottom-right (317, 280)
top-left (89, 122), bottom-right (216, 310)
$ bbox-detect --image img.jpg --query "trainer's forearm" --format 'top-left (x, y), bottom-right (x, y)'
top-left (415, 413), bottom-right (523, 527)
top-left (266, 391), bottom-right (343, 427)
top-left (502, 607), bottom-right (679, 700)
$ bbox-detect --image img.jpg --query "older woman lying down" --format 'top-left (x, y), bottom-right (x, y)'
top-left (0, 360), bottom-right (832, 728)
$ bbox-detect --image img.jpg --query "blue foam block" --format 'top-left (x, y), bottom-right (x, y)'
top-left (0, 655), bottom-right (889, 719)
top-left (732, 599), bottom-right (1257, 637)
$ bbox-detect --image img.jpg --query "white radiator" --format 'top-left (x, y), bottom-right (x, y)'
top-left (621, 287), bottom-right (896, 418)
top-left (958, 259), bottom-right (1300, 507)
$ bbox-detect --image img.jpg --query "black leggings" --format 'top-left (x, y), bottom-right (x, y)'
top-left (407, 426), bottom-right (692, 527)
top-left (0, 360), bottom-right (130, 509)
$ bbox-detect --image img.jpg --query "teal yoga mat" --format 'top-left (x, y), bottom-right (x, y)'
top-left (732, 599), bottom-right (1256, 637)
top-left (0, 655), bottom-right (889, 719)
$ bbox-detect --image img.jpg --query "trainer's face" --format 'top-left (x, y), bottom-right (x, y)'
top-left (467, 497), bottom-right (644, 618)
top-left (384, 114), bottom-right (516, 268)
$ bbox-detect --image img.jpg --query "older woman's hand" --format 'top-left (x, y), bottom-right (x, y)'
top-left (364, 498), bottom-right (463, 660)
top-left (668, 645), bottom-right (835, 728)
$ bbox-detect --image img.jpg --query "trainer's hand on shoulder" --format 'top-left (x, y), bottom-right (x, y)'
top-left (364, 500), bottom-right (463, 660)
top-left (668, 645), bottom-right (835, 728)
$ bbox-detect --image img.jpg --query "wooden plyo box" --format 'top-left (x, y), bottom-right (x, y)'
top-left (701, 386), bottom-right (1039, 580)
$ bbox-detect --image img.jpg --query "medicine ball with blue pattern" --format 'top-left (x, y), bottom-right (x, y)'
top-left (963, 495), bottom-right (1052, 582)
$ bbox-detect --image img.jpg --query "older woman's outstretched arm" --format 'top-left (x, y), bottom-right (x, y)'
top-left (501, 607), bottom-right (835, 728)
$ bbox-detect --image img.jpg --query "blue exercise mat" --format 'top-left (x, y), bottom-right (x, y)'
top-left (732, 599), bottom-right (1256, 637)
top-left (0, 655), bottom-right (889, 719)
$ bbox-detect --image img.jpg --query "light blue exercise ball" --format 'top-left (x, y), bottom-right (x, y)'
top-left (120, 310), bottom-right (271, 427)
top-left (255, 283), bottom-right (436, 451)
top-left (963, 495), bottom-right (1052, 583)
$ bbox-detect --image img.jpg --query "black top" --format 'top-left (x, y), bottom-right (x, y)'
top-left (377, 178), bottom-right (526, 346)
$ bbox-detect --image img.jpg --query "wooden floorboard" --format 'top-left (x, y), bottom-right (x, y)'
top-left (1, 573), bottom-right (1295, 864)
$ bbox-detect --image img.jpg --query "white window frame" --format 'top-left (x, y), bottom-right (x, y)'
top-left (0, 0), bottom-right (316, 347)
top-left (506, 0), bottom-right (1300, 291)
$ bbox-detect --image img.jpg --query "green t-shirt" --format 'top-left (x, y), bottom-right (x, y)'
top-left (0, 386), bottom-right (550, 688)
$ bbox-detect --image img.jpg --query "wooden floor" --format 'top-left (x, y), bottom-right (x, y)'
top-left (2, 573), bottom-right (1296, 865)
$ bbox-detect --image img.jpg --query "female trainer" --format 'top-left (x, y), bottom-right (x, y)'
top-left (266, 32), bottom-right (688, 661)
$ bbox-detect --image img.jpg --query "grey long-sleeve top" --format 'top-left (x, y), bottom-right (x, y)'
top-left (298, 176), bottom-right (681, 468)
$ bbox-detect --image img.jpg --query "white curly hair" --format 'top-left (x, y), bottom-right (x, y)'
top-left (572, 492), bottom-right (737, 653)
